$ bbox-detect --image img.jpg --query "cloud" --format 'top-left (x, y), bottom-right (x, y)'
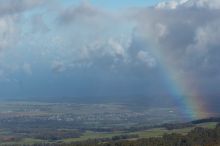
top-left (156, 0), bottom-right (188, 9)
top-left (0, 16), bottom-right (19, 50)
top-left (156, 0), bottom-right (220, 9)
top-left (137, 51), bottom-right (156, 67)
top-left (31, 14), bottom-right (50, 33)
top-left (0, 0), bottom-right (47, 16)
top-left (51, 60), bottom-right (66, 73)
top-left (0, 0), bottom-right (52, 51)
top-left (0, 0), bottom-right (220, 106)
top-left (52, 2), bottom-right (136, 70)
top-left (183, 0), bottom-right (220, 9)
top-left (108, 39), bottom-right (127, 57)
top-left (57, 1), bottom-right (112, 27)
top-left (51, 0), bottom-right (220, 84)
top-left (128, 0), bottom-right (220, 103)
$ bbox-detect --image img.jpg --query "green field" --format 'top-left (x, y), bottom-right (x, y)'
top-left (0, 102), bottom-right (218, 145)
top-left (61, 122), bottom-right (218, 143)
top-left (0, 122), bottom-right (217, 145)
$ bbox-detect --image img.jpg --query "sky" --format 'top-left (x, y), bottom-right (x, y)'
top-left (0, 0), bottom-right (220, 110)
top-left (61, 0), bottom-right (166, 9)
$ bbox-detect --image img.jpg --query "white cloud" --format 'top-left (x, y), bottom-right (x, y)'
top-left (108, 39), bottom-right (126, 57)
top-left (0, 16), bottom-right (19, 50)
top-left (156, 23), bottom-right (168, 39)
top-left (156, 0), bottom-right (220, 9)
top-left (156, 0), bottom-right (189, 9)
top-left (183, 0), bottom-right (220, 9)
top-left (137, 51), bottom-right (156, 67)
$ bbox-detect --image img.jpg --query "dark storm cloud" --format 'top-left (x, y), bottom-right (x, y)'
top-left (58, 1), bottom-right (106, 25)
top-left (0, 0), bottom-right (46, 16)
top-left (0, 0), bottom-right (220, 107)
top-left (127, 0), bottom-right (220, 106)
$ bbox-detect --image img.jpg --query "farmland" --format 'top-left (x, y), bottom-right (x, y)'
top-left (0, 102), bottom-right (218, 145)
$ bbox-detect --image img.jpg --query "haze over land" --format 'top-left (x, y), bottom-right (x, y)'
top-left (0, 0), bottom-right (220, 114)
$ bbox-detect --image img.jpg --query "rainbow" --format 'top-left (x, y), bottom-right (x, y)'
top-left (145, 38), bottom-right (210, 120)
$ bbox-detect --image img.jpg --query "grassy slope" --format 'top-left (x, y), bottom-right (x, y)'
top-left (63, 122), bottom-right (218, 143)
top-left (0, 122), bottom-right (217, 145)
